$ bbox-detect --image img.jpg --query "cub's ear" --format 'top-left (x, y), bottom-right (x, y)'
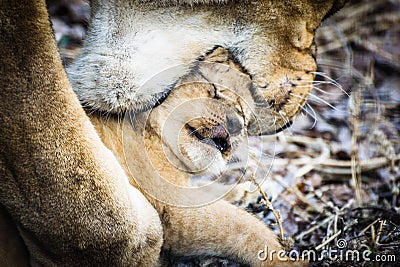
top-left (324, 0), bottom-right (349, 20)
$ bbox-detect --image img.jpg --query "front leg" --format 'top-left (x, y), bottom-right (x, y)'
top-left (154, 198), bottom-right (307, 267)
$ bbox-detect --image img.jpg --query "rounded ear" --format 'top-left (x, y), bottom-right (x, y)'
top-left (324, 0), bottom-right (348, 20)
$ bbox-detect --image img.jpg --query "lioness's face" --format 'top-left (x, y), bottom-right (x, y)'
top-left (70, 0), bottom-right (347, 135)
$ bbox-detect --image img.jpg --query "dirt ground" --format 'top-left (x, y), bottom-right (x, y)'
top-left (47, 0), bottom-right (400, 266)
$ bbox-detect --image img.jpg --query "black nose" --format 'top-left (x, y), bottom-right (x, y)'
top-left (226, 115), bottom-right (242, 136)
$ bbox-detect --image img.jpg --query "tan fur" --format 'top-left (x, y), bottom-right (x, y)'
top-left (83, 47), bottom-right (306, 266)
top-left (0, 1), bottom-right (162, 266)
top-left (0, 0), bottom-right (347, 266)
top-left (67, 0), bottom-right (348, 264)
top-left (68, 0), bottom-right (347, 134)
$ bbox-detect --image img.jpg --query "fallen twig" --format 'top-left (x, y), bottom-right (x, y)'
top-left (315, 219), bottom-right (358, 251)
top-left (249, 174), bottom-right (285, 241)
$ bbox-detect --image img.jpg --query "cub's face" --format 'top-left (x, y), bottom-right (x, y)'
top-left (69, 0), bottom-right (347, 135)
top-left (146, 56), bottom-right (254, 175)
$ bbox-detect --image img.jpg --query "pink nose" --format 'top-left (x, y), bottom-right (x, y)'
top-left (210, 124), bottom-right (228, 139)
top-left (208, 124), bottom-right (230, 153)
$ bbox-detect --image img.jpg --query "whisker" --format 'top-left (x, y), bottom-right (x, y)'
top-left (298, 80), bottom-right (338, 85)
top-left (128, 111), bottom-right (143, 129)
top-left (248, 147), bottom-right (274, 159)
top-left (311, 85), bottom-right (345, 96)
top-left (290, 93), bottom-right (308, 101)
top-left (291, 99), bottom-right (318, 129)
top-left (311, 71), bottom-right (341, 86)
top-left (310, 71), bottom-right (349, 96)
top-left (117, 112), bottom-right (124, 134)
top-left (309, 93), bottom-right (341, 112)
top-left (278, 110), bottom-right (293, 135)
top-left (87, 108), bottom-right (97, 116)
top-left (118, 112), bottom-right (122, 126)
top-left (291, 91), bottom-right (344, 117)
top-left (305, 103), bottom-right (318, 129)
top-left (298, 79), bottom-right (347, 97)
top-left (188, 128), bottom-right (198, 136)
top-left (294, 84), bottom-right (344, 96)
top-left (297, 80), bottom-right (343, 89)
top-left (248, 153), bottom-right (260, 167)
top-left (279, 111), bottom-right (290, 125)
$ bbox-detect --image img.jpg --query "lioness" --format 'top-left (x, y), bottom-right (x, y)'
top-left (0, 0), bottom-right (347, 266)
top-left (68, 0), bottom-right (348, 134)
top-left (68, 0), bottom-right (347, 265)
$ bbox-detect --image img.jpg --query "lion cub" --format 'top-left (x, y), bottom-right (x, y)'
top-left (88, 47), bottom-right (302, 266)
top-left (68, 0), bottom-right (348, 265)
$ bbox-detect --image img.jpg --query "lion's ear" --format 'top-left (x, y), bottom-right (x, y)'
top-left (323, 0), bottom-right (348, 20)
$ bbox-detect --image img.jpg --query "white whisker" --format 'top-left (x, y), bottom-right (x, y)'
top-left (297, 79), bottom-right (348, 97)
top-left (290, 93), bottom-right (308, 101)
top-left (309, 93), bottom-right (341, 112)
top-left (298, 80), bottom-right (337, 86)
top-left (291, 99), bottom-right (318, 129)
top-left (279, 111), bottom-right (290, 125)
top-left (187, 127), bottom-right (198, 136)
top-left (294, 83), bottom-right (344, 96)
top-left (87, 109), bottom-right (97, 116)
top-left (305, 103), bottom-right (318, 129)
top-left (310, 71), bottom-right (349, 96)
top-left (278, 110), bottom-right (293, 135)
top-left (311, 85), bottom-right (345, 96)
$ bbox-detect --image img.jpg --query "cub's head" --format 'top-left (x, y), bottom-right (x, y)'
top-left (145, 48), bottom-right (262, 175)
top-left (68, 0), bottom-right (347, 135)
